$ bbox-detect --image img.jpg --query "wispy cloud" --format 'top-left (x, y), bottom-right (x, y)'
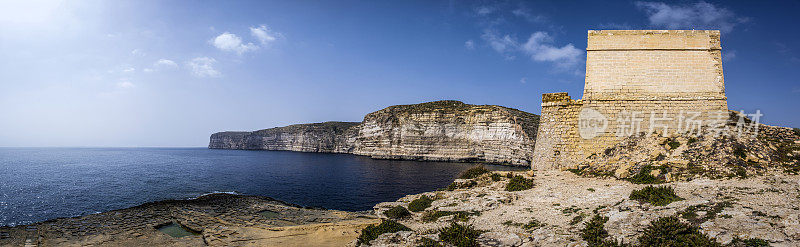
top-left (187, 57), bottom-right (220, 78)
top-left (634, 1), bottom-right (748, 33)
top-left (521, 32), bottom-right (582, 70)
top-left (479, 29), bottom-right (583, 72)
top-left (117, 81), bottom-right (135, 89)
top-left (475, 6), bottom-right (495, 16)
top-left (464, 40), bottom-right (475, 50)
top-left (250, 25), bottom-right (282, 46)
top-left (154, 59), bottom-right (178, 69)
top-left (723, 50), bottom-right (737, 62)
top-left (212, 32), bottom-right (258, 54)
top-left (512, 7), bottom-right (546, 23)
top-left (480, 29), bottom-right (518, 59)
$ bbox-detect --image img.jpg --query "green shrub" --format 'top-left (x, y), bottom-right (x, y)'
top-left (523, 219), bottom-right (542, 231)
top-left (357, 220), bottom-right (411, 245)
top-left (408, 195), bottom-right (433, 212)
top-left (667, 140), bottom-right (681, 149)
top-left (688, 137), bottom-right (699, 145)
top-left (727, 237), bottom-right (771, 247)
top-left (490, 173), bottom-right (502, 181)
top-left (793, 128), bottom-right (800, 137)
top-left (570, 215), bottom-right (585, 225)
top-left (438, 222), bottom-right (485, 247)
top-left (579, 215), bottom-right (625, 246)
top-left (446, 180), bottom-right (477, 191)
top-left (459, 165), bottom-right (490, 179)
top-left (416, 237), bottom-right (443, 247)
top-left (733, 147), bottom-right (747, 159)
top-left (581, 215), bottom-right (609, 246)
top-left (629, 186), bottom-right (683, 206)
top-left (384, 206), bottom-right (410, 219)
top-left (628, 165), bottom-right (664, 184)
top-left (505, 175), bottom-right (534, 191)
top-left (637, 216), bottom-right (720, 247)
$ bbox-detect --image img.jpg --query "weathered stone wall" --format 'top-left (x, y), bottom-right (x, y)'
top-left (533, 30), bottom-right (729, 170)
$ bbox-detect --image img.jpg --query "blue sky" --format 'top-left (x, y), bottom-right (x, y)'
top-left (0, 0), bottom-right (798, 147)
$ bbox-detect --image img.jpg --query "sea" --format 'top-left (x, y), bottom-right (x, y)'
top-left (0, 147), bottom-right (526, 227)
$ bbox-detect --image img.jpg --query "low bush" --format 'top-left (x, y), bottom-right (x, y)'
top-left (637, 216), bottom-right (720, 247)
top-left (627, 165), bottom-right (664, 184)
top-left (357, 220), bottom-right (411, 245)
top-left (490, 173), bottom-right (502, 181)
top-left (446, 180), bottom-right (477, 191)
top-left (667, 139), bottom-right (681, 149)
top-left (505, 175), bottom-right (534, 191)
top-left (408, 195), bottom-right (433, 212)
top-left (727, 237), bottom-right (771, 247)
top-left (459, 165), bottom-right (490, 179)
top-left (579, 215), bottom-right (626, 246)
top-left (384, 206), bottom-right (410, 219)
top-left (581, 215), bottom-right (610, 246)
top-left (629, 185), bottom-right (683, 206)
top-left (733, 147), bottom-right (747, 159)
top-left (523, 219), bottom-right (542, 231)
top-left (438, 222), bottom-right (485, 247)
top-left (793, 128), bottom-right (800, 137)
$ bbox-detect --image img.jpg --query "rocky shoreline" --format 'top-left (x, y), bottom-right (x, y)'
top-left (0, 193), bottom-right (378, 246)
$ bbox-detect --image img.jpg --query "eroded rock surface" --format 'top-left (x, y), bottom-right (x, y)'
top-left (368, 170), bottom-right (800, 247)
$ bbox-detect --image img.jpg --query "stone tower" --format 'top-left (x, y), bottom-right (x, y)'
top-left (532, 30), bottom-right (729, 170)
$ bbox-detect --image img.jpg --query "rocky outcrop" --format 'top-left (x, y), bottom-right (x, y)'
top-left (209, 101), bottom-right (540, 166)
top-left (208, 122), bottom-right (360, 153)
top-left (352, 101), bottom-right (539, 165)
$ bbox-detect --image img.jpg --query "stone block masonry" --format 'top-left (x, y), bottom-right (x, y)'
top-left (533, 30), bottom-right (729, 170)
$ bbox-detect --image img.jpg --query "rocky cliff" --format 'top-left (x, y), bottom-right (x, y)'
top-left (208, 121), bottom-right (360, 153)
top-left (352, 101), bottom-right (539, 165)
top-left (209, 101), bottom-right (540, 166)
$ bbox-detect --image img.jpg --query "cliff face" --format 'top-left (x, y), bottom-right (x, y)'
top-left (352, 101), bottom-right (539, 165)
top-left (209, 101), bottom-right (539, 166)
top-left (208, 122), bottom-right (360, 153)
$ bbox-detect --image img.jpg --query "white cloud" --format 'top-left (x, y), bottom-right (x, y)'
top-left (464, 40), bottom-right (475, 50)
top-left (475, 6), bottom-right (495, 16)
top-left (154, 59), bottom-right (178, 69)
top-left (187, 57), bottom-right (220, 77)
top-left (250, 25), bottom-right (281, 45)
top-left (212, 32), bottom-right (258, 54)
top-left (521, 32), bottom-right (582, 68)
top-left (520, 77), bottom-right (527, 84)
top-left (117, 81), bottom-right (135, 89)
top-left (122, 67), bottom-right (135, 73)
top-left (131, 49), bottom-right (145, 56)
top-left (635, 1), bottom-right (747, 33)
top-left (481, 30), bottom-right (518, 59)
top-left (512, 8), bottom-right (546, 23)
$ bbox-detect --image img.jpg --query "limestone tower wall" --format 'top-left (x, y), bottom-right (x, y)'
top-left (533, 30), bottom-right (729, 170)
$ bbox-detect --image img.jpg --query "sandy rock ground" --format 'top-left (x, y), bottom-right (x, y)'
top-left (370, 170), bottom-right (800, 247)
top-left (0, 194), bottom-right (378, 247)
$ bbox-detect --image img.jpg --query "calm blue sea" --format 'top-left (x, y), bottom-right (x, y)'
top-left (0, 147), bottom-right (525, 227)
